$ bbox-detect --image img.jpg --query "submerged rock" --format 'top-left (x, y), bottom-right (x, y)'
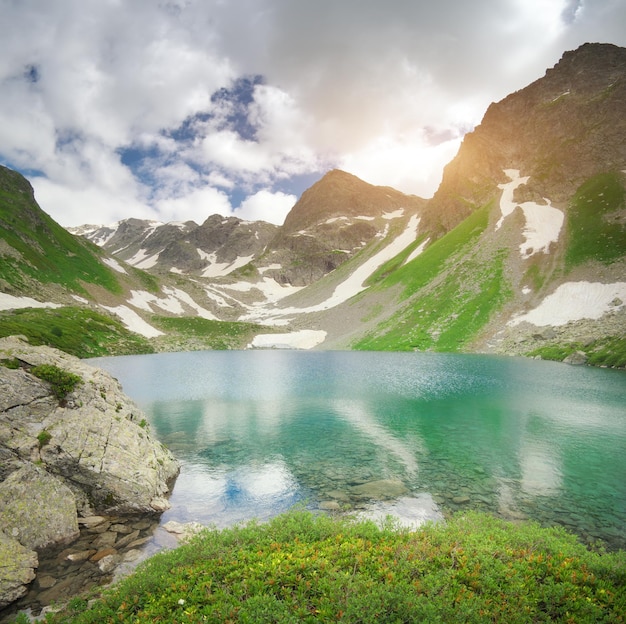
top-left (350, 479), bottom-right (409, 500)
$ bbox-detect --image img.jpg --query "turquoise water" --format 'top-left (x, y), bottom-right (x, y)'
top-left (92, 351), bottom-right (626, 549)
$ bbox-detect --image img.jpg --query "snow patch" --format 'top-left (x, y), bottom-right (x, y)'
top-left (243, 214), bottom-right (420, 323)
top-left (496, 170), bottom-right (564, 258)
top-left (201, 254), bottom-right (254, 278)
top-left (203, 287), bottom-right (234, 308)
top-left (128, 289), bottom-right (216, 319)
top-left (128, 248), bottom-right (160, 269)
top-left (404, 234), bottom-right (429, 265)
top-left (0, 294), bottom-right (62, 311)
top-left (101, 305), bottom-right (164, 338)
top-left (102, 257), bottom-right (127, 274)
top-left (250, 329), bottom-right (327, 349)
top-left (382, 209), bottom-right (404, 219)
top-left (162, 287), bottom-right (216, 320)
top-left (508, 281), bottom-right (626, 327)
top-left (225, 278), bottom-right (302, 302)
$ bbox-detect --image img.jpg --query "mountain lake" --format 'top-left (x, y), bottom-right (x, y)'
top-left (91, 350), bottom-right (626, 551)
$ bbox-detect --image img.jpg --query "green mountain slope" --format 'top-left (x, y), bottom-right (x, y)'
top-left (353, 203), bottom-right (512, 351)
top-left (0, 165), bottom-right (122, 298)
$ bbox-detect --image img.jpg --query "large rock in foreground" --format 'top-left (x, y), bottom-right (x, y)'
top-left (0, 335), bottom-right (180, 608)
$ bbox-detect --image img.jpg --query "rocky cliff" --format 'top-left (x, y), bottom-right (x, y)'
top-left (425, 42), bottom-right (626, 233)
top-left (0, 336), bottom-right (179, 608)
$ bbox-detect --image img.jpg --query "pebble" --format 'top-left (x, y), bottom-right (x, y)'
top-left (90, 547), bottom-right (117, 562)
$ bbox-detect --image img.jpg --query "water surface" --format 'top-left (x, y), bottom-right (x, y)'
top-left (92, 351), bottom-right (626, 549)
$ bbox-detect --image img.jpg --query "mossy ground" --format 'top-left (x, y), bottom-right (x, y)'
top-left (565, 172), bottom-right (626, 270)
top-left (0, 167), bottom-right (121, 296)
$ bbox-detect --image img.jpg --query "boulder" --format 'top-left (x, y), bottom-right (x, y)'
top-left (0, 529), bottom-right (38, 608)
top-left (0, 336), bottom-right (179, 514)
top-left (0, 463), bottom-right (79, 550)
top-left (563, 350), bottom-right (588, 366)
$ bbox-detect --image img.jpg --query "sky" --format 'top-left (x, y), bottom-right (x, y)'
top-left (0, 1), bottom-right (624, 228)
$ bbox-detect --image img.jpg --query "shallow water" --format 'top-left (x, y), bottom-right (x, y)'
top-left (92, 350), bottom-right (626, 549)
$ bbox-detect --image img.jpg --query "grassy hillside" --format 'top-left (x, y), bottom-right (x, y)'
top-left (151, 316), bottom-right (280, 350)
top-left (40, 510), bottom-right (625, 623)
top-left (0, 166), bottom-right (121, 296)
top-left (0, 307), bottom-right (153, 358)
top-left (355, 203), bottom-right (512, 352)
top-left (565, 171), bottom-right (626, 270)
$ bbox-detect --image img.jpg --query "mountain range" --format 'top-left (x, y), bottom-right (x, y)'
top-left (1, 42), bottom-right (625, 366)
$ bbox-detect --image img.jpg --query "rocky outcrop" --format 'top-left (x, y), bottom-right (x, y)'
top-left (0, 335), bottom-right (179, 609)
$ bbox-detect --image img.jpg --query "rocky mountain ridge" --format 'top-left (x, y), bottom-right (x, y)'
top-left (1, 42), bottom-right (625, 365)
top-left (72, 169), bottom-right (425, 287)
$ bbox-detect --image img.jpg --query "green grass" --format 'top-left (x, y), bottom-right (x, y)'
top-left (355, 204), bottom-right (512, 351)
top-left (0, 166), bottom-right (122, 295)
top-left (40, 510), bottom-right (626, 623)
top-left (565, 172), bottom-right (626, 269)
top-left (382, 203), bottom-right (492, 295)
top-left (0, 306), bottom-right (154, 358)
top-left (527, 336), bottom-right (626, 369)
top-left (151, 316), bottom-right (279, 350)
top-left (364, 233), bottom-right (431, 286)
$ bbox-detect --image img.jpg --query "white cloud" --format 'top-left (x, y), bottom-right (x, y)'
top-left (338, 131), bottom-right (463, 198)
top-left (31, 177), bottom-right (153, 227)
top-left (155, 186), bottom-right (233, 225)
top-left (0, 0), bottom-right (625, 227)
top-left (236, 190), bottom-right (296, 224)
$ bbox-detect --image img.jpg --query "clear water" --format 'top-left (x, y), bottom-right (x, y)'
top-left (91, 351), bottom-right (626, 549)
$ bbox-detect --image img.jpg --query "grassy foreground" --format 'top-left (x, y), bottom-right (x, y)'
top-left (38, 510), bottom-right (625, 623)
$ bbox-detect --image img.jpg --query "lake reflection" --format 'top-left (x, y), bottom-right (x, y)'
top-left (91, 351), bottom-right (626, 548)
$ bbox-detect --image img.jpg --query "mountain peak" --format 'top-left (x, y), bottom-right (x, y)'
top-left (425, 41), bottom-right (626, 232)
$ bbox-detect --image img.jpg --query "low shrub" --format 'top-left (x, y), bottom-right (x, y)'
top-left (31, 364), bottom-right (82, 401)
top-left (43, 510), bottom-right (626, 623)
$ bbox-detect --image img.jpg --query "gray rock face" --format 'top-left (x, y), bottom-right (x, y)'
top-left (0, 529), bottom-right (38, 609)
top-left (0, 463), bottom-right (79, 550)
top-left (0, 335), bottom-right (180, 608)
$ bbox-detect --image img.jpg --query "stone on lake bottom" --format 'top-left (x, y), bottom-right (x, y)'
top-left (319, 501), bottom-right (341, 511)
top-left (452, 496), bottom-right (471, 504)
top-left (90, 547), bottom-right (117, 562)
top-left (350, 479), bottom-right (409, 500)
top-left (66, 550), bottom-right (96, 563)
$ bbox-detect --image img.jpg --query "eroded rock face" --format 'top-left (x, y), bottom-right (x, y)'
top-left (0, 335), bottom-right (180, 608)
